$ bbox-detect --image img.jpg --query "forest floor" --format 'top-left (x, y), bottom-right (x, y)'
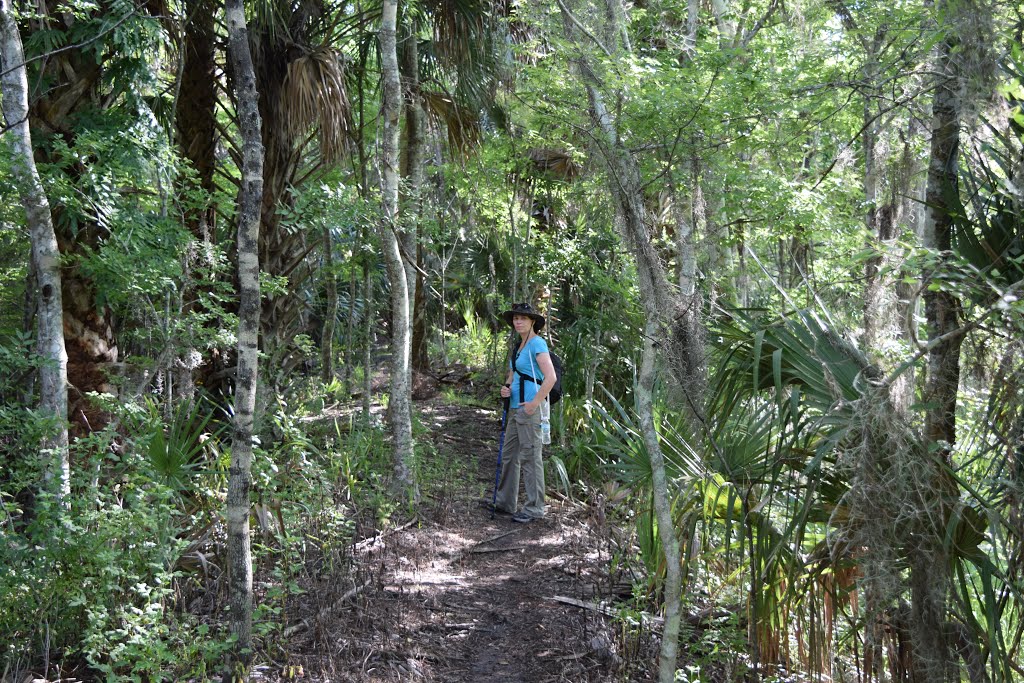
top-left (272, 393), bottom-right (657, 683)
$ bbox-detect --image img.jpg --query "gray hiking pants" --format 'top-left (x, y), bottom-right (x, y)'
top-left (494, 407), bottom-right (545, 518)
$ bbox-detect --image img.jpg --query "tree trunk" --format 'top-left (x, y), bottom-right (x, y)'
top-left (915, 21), bottom-right (964, 683)
top-left (24, 5), bottom-right (118, 436)
top-left (379, 0), bottom-right (416, 497)
top-left (669, 168), bottom-right (696, 299)
top-left (362, 253), bottom-right (374, 421)
top-left (174, 0), bottom-right (218, 403)
top-left (559, 2), bottom-right (688, 678)
top-left (225, 0), bottom-right (264, 674)
top-left (343, 253), bottom-right (357, 393)
top-left (400, 26), bottom-right (430, 373)
top-left (0, 0), bottom-right (69, 501)
top-left (685, 0), bottom-right (698, 53)
top-left (322, 226), bottom-right (337, 381)
top-left (176, 0), bottom-right (218, 237)
top-left (637, 321), bottom-right (684, 682)
top-left (710, 0), bottom-right (736, 44)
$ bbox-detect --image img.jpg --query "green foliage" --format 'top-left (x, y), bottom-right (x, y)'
top-left (0, 333), bottom-right (60, 477)
top-left (442, 298), bottom-right (503, 369)
top-left (0, 480), bottom-right (229, 680)
top-left (0, 223), bottom-right (26, 339)
top-left (138, 396), bottom-right (223, 495)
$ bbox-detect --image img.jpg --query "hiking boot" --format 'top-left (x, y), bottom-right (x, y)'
top-left (511, 511), bottom-right (537, 523)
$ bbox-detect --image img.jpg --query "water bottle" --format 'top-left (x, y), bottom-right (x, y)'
top-left (540, 397), bottom-right (551, 445)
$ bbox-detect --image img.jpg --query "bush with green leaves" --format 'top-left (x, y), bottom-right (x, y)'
top-left (0, 480), bottom-right (232, 680)
top-left (0, 389), bottom-right (235, 680)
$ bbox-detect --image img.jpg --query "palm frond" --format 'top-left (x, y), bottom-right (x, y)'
top-left (282, 47), bottom-right (353, 163)
top-left (422, 89), bottom-right (481, 152)
top-left (416, 0), bottom-right (488, 66)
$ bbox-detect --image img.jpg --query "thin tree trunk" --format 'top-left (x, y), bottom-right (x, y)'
top-left (0, 0), bottom-right (69, 501)
top-left (225, 0), bottom-right (264, 673)
top-left (856, 25), bottom-right (895, 355)
top-left (343, 256), bottom-right (357, 393)
top-left (362, 254), bottom-right (373, 421)
top-left (401, 26), bottom-right (430, 373)
top-left (322, 226), bottom-right (337, 381)
top-left (355, 55), bottom-right (373, 417)
top-left (636, 321), bottom-right (684, 682)
top-left (915, 20), bottom-right (964, 683)
top-left (379, 0), bottom-right (416, 496)
top-left (558, 2), bottom-right (688, 678)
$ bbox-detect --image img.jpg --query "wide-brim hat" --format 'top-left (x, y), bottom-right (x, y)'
top-left (501, 302), bottom-right (546, 331)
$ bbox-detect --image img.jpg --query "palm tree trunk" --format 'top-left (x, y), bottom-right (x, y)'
top-left (379, 0), bottom-right (416, 496)
top-left (225, 0), bottom-right (264, 673)
top-left (176, 0), bottom-right (218, 236)
top-left (0, 0), bottom-right (69, 501)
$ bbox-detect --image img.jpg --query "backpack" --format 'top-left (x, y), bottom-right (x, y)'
top-left (513, 339), bottom-right (564, 405)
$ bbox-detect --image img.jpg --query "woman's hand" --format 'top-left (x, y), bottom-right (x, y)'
top-left (522, 399), bottom-right (538, 416)
top-left (500, 384), bottom-right (511, 399)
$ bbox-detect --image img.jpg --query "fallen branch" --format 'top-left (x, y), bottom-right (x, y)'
top-left (550, 595), bottom-right (739, 632)
top-left (471, 529), bottom-right (519, 548)
top-left (549, 595), bottom-right (664, 629)
top-left (470, 545), bottom-right (526, 554)
top-left (353, 518), bottom-right (417, 552)
top-left (451, 528), bottom-right (522, 560)
top-left (283, 579), bottom-right (372, 637)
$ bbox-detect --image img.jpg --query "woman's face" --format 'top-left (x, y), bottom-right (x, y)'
top-left (512, 314), bottom-right (534, 333)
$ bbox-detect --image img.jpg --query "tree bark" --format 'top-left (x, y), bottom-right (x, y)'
top-left (0, 0), bottom-right (70, 501)
top-left (174, 0), bottom-right (218, 404)
top-left (176, 0), bottom-right (218, 237)
top-left (558, 2), bottom-right (690, 679)
top-left (343, 259), bottom-right (357, 392)
top-left (379, 0), bottom-right (416, 496)
top-left (225, 0), bottom-right (264, 674)
top-left (400, 26), bottom-right (430, 373)
top-left (637, 321), bottom-right (684, 683)
top-left (24, 3), bottom-right (118, 436)
top-left (322, 226), bottom-right (337, 381)
top-left (362, 252), bottom-right (373, 421)
top-left (915, 19), bottom-right (964, 683)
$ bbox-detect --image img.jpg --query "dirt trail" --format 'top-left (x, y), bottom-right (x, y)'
top-left (283, 398), bottom-right (652, 682)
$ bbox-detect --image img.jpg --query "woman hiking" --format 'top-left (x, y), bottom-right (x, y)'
top-left (494, 302), bottom-right (557, 523)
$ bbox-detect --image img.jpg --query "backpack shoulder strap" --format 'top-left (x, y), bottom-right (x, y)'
top-left (513, 336), bottom-right (544, 384)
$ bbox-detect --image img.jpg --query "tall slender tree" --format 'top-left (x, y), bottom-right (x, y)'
top-left (379, 0), bottom-right (416, 496)
top-left (914, 17), bottom-right (964, 683)
top-left (23, 4), bottom-right (142, 433)
top-left (173, 0), bottom-right (220, 402)
top-left (400, 22), bottom-right (429, 373)
top-left (225, 0), bottom-right (265, 672)
top-left (0, 0), bottom-right (69, 501)
top-left (556, 0), bottom-right (694, 677)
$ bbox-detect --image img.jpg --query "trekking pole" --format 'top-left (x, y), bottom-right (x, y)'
top-left (491, 396), bottom-right (510, 520)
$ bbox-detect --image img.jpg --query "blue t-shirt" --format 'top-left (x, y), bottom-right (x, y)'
top-left (510, 336), bottom-right (549, 408)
